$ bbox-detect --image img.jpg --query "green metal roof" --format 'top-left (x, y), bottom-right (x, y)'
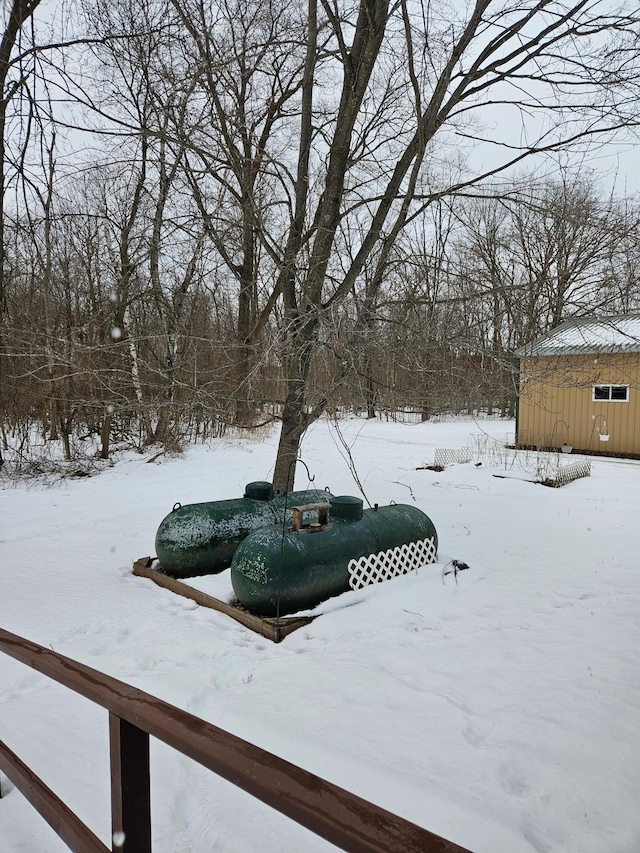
top-left (515, 314), bottom-right (640, 357)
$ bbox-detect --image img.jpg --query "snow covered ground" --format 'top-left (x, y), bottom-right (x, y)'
top-left (1, 416), bottom-right (639, 853)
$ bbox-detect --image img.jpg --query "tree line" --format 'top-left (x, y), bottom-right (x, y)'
top-left (1, 0), bottom-right (639, 483)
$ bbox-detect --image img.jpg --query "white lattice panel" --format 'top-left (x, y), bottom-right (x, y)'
top-left (434, 447), bottom-right (472, 466)
top-left (348, 537), bottom-right (437, 590)
top-left (551, 459), bottom-right (592, 487)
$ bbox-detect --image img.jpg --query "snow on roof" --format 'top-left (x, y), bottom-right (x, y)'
top-left (515, 314), bottom-right (640, 357)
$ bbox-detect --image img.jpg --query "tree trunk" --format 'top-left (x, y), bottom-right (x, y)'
top-left (123, 306), bottom-right (152, 445)
top-left (273, 373), bottom-right (309, 492)
top-left (272, 407), bottom-right (305, 493)
top-left (99, 413), bottom-right (111, 460)
top-left (272, 334), bottom-right (314, 492)
top-left (60, 417), bottom-right (72, 462)
top-left (365, 370), bottom-right (376, 419)
top-left (235, 189), bottom-right (257, 426)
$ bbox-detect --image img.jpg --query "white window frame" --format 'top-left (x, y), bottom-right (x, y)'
top-left (592, 384), bottom-right (629, 403)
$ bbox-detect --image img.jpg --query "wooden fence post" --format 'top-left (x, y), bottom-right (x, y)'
top-left (109, 713), bottom-right (151, 853)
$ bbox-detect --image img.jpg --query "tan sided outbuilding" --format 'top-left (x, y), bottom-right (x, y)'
top-left (515, 315), bottom-right (640, 456)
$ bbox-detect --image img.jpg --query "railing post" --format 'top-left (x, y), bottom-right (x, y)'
top-left (109, 713), bottom-right (151, 853)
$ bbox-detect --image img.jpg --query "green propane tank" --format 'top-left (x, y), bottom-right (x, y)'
top-left (155, 483), bottom-right (334, 578)
top-left (230, 496), bottom-right (438, 616)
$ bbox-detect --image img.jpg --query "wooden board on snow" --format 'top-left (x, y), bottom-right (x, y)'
top-left (132, 557), bottom-right (315, 643)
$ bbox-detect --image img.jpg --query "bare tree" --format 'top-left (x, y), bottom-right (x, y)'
top-left (267, 0), bottom-right (640, 489)
top-left (166, 0), bottom-right (315, 425)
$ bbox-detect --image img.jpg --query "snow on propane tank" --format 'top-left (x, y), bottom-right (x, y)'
top-left (155, 482), bottom-right (334, 578)
top-left (230, 496), bottom-right (438, 617)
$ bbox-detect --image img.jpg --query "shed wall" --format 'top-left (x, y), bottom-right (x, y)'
top-left (517, 353), bottom-right (640, 455)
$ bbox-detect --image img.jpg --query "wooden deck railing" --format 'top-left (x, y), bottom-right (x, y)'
top-left (0, 627), bottom-right (474, 853)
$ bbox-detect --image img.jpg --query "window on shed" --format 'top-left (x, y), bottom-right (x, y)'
top-left (593, 385), bottom-right (629, 402)
top-left (611, 386), bottom-right (629, 401)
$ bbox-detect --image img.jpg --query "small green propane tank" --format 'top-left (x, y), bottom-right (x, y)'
top-left (155, 483), bottom-right (334, 578)
top-left (230, 496), bottom-right (438, 616)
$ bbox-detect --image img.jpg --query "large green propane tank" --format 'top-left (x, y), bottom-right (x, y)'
top-left (230, 496), bottom-right (438, 616)
top-left (155, 482), bottom-right (333, 578)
